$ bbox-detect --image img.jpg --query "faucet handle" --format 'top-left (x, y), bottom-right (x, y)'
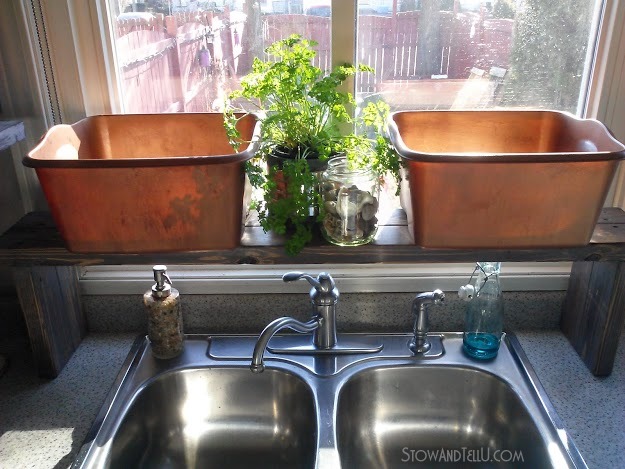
top-left (283, 271), bottom-right (318, 286)
top-left (283, 271), bottom-right (334, 291)
top-left (282, 271), bottom-right (339, 305)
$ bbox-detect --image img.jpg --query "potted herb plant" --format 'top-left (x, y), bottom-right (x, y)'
top-left (225, 34), bottom-right (400, 254)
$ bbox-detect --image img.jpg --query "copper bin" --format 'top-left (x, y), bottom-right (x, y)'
top-left (25, 113), bottom-right (259, 253)
top-left (388, 110), bottom-right (625, 248)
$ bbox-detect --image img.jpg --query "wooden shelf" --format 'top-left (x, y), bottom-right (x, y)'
top-left (1, 208), bottom-right (625, 266)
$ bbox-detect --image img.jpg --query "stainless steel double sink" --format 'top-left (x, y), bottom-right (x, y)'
top-left (73, 333), bottom-right (587, 468)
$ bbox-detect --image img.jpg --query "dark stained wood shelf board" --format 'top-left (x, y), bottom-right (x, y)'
top-left (2, 209), bottom-right (625, 266)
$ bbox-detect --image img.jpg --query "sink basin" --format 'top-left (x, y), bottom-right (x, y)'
top-left (74, 333), bottom-right (586, 469)
top-left (337, 366), bottom-right (547, 468)
top-left (108, 368), bottom-right (315, 469)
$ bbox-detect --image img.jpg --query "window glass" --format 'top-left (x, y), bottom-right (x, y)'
top-left (108, 1), bottom-right (602, 116)
top-left (356, 0), bottom-right (602, 114)
top-left (108, 1), bottom-right (331, 113)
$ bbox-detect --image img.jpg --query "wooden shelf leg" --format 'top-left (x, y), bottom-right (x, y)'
top-left (12, 266), bottom-right (86, 378)
top-left (561, 261), bottom-right (625, 376)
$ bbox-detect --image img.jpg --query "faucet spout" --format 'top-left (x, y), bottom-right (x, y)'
top-left (251, 317), bottom-right (320, 373)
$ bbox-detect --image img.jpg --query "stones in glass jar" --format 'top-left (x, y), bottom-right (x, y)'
top-left (322, 182), bottom-right (378, 243)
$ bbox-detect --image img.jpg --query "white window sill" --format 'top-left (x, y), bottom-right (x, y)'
top-left (79, 262), bottom-right (572, 295)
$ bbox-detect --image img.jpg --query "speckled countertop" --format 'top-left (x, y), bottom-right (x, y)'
top-left (0, 331), bottom-right (623, 469)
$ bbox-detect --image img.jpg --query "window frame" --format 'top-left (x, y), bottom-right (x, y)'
top-left (586, 0), bottom-right (625, 205)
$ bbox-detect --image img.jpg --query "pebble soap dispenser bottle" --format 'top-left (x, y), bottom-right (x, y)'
top-left (143, 265), bottom-right (184, 359)
top-left (461, 262), bottom-right (504, 360)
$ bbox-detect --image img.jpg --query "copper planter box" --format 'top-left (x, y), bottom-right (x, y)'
top-left (25, 113), bottom-right (259, 253)
top-left (388, 110), bottom-right (625, 248)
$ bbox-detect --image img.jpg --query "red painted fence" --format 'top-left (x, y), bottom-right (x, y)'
top-left (115, 11), bottom-right (513, 113)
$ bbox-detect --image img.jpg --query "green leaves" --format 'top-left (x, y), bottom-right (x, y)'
top-left (256, 158), bottom-right (322, 256)
top-left (225, 34), bottom-right (355, 159)
top-left (342, 100), bottom-right (401, 191)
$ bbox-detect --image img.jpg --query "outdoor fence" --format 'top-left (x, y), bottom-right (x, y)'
top-left (115, 10), bottom-right (513, 113)
top-left (116, 11), bottom-right (245, 113)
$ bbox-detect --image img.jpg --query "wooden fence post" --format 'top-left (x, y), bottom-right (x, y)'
top-left (166, 15), bottom-right (186, 112)
top-left (221, 7), bottom-right (236, 78)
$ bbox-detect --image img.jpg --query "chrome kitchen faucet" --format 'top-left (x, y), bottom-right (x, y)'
top-left (251, 271), bottom-right (383, 372)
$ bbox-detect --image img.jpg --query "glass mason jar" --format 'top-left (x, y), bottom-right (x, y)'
top-left (463, 262), bottom-right (505, 360)
top-left (320, 156), bottom-right (380, 246)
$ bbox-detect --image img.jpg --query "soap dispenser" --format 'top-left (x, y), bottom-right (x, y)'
top-left (143, 265), bottom-right (184, 359)
top-left (461, 262), bottom-right (504, 360)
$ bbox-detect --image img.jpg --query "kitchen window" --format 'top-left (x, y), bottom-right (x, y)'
top-left (91, 0), bottom-right (610, 118)
top-left (3, 0), bottom-right (625, 292)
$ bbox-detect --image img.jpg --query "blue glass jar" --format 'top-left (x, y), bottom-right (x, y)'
top-left (463, 262), bottom-right (504, 360)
